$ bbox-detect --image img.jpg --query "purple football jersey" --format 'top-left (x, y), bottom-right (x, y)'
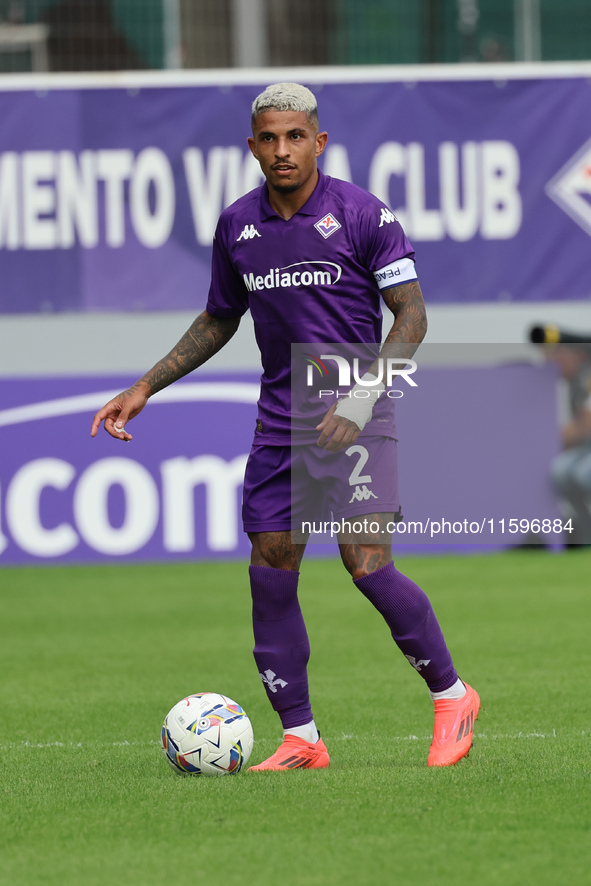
top-left (206, 171), bottom-right (417, 443)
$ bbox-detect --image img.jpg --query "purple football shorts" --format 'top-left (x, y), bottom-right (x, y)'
top-left (242, 436), bottom-right (400, 534)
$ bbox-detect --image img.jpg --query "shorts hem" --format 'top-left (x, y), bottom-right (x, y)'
top-left (243, 520), bottom-right (293, 533)
top-left (333, 504), bottom-right (401, 521)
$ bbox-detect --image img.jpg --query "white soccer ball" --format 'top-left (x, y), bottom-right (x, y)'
top-left (161, 692), bottom-right (254, 776)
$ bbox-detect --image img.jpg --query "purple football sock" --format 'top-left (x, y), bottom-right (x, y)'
top-left (249, 564), bottom-right (313, 730)
top-left (353, 561), bottom-right (458, 693)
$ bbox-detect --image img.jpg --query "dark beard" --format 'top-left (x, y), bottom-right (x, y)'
top-left (269, 180), bottom-right (301, 194)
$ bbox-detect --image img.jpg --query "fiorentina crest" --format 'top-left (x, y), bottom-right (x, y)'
top-left (314, 213), bottom-right (342, 239)
top-left (546, 137), bottom-right (591, 237)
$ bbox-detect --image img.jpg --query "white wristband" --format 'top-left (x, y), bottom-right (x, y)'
top-left (333, 374), bottom-right (386, 431)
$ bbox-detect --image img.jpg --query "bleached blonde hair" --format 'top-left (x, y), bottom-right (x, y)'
top-left (251, 82), bottom-right (318, 129)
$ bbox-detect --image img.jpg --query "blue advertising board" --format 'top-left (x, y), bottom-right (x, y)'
top-left (1, 70), bottom-right (591, 313)
top-left (0, 364), bottom-right (562, 564)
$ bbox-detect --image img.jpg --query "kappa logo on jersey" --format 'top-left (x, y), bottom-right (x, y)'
top-left (379, 208), bottom-right (398, 227)
top-left (237, 224), bottom-right (261, 241)
top-left (314, 212), bottom-right (342, 239)
top-left (260, 669), bottom-right (288, 693)
top-left (546, 137), bottom-right (591, 237)
top-left (348, 484), bottom-right (378, 504)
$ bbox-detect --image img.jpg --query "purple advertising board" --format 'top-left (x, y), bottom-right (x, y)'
top-left (1, 70), bottom-right (591, 313)
top-left (0, 363), bottom-right (562, 565)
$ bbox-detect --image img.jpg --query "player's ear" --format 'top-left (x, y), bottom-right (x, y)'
top-left (315, 131), bottom-right (328, 158)
top-left (247, 136), bottom-right (257, 159)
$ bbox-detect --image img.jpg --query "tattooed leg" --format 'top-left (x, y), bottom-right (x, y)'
top-left (339, 543), bottom-right (392, 579)
top-left (338, 512), bottom-right (393, 579)
top-left (249, 531), bottom-right (307, 571)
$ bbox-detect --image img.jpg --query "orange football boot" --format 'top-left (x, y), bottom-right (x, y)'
top-left (248, 734), bottom-right (330, 771)
top-left (428, 682), bottom-right (480, 767)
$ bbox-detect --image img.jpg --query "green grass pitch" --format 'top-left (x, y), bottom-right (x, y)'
top-left (0, 551), bottom-right (589, 886)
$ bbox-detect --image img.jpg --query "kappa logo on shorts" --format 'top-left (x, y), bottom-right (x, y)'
top-left (314, 213), bottom-right (342, 239)
top-left (348, 484), bottom-right (378, 503)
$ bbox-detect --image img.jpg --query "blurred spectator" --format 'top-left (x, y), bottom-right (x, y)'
top-left (268, 0), bottom-right (335, 66)
top-left (479, 37), bottom-right (510, 62)
top-left (42, 0), bottom-right (143, 71)
top-left (549, 344), bottom-right (591, 545)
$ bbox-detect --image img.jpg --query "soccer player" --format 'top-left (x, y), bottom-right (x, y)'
top-left (91, 82), bottom-right (480, 769)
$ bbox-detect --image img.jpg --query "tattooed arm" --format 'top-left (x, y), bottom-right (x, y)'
top-left (90, 311), bottom-right (240, 441)
top-left (316, 280), bottom-right (427, 451)
top-left (379, 279), bottom-right (428, 361)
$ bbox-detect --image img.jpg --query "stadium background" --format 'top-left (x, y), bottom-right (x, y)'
top-left (1, 0), bottom-right (590, 71)
top-left (0, 2), bottom-right (590, 565)
top-left (1, 7), bottom-right (590, 886)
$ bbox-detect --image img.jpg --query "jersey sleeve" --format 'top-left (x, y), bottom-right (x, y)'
top-left (358, 199), bottom-right (418, 291)
top-left (205, 216), bottom-right (250, 318)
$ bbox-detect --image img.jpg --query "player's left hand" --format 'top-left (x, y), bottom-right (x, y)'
top-left (316, 404), bottom-right (362, 452)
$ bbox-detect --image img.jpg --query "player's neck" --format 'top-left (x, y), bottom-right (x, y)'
top-left (266, 170), bottom-right (319, 221)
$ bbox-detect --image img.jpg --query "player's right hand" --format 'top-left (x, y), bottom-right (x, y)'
top-left (316, 403), bottom-right (362, 452)
top-left (90, 383), bottom-right (150, 441)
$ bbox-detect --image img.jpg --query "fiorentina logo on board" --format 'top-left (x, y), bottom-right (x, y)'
top-left (546, 137), bottom-right (591, 237)
top-left (314, 212), bottom-right (342, 239)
